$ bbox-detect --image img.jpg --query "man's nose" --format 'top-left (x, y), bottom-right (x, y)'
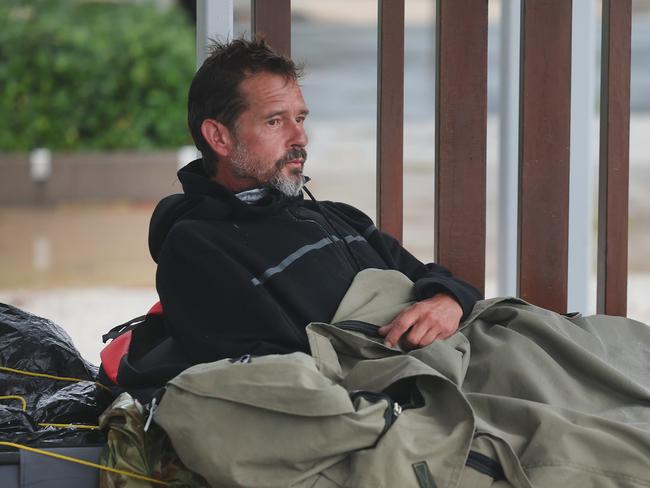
top-left (289, 120), bottom-right (308, 148)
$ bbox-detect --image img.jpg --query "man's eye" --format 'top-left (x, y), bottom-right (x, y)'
top-left (267, 119), bottom-right (281, 126)
top-left (296, 116), bottom-right (306, 124)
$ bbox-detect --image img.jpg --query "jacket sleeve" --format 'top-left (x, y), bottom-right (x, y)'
top-left (326, 202), bottom-right (483, 320)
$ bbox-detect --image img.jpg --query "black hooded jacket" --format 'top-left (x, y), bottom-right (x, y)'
top-left (149, 160), bottom-right (482, 363)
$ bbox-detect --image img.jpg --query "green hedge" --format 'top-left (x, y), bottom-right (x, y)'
top-left (0, 0), bottom-right (196, 150)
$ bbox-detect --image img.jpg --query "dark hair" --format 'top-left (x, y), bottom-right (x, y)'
top-left (187, 37), bottom-right (302, 176)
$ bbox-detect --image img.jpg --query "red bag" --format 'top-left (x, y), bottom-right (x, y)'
top-left (98, 302), bottom-right (191, 402)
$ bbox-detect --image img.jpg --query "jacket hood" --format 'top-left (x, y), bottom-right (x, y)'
top-left (148, 159), bottom-right (296, 262)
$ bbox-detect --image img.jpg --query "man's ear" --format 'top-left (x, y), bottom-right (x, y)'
top-left (200, 119), bottom-right (234, 160)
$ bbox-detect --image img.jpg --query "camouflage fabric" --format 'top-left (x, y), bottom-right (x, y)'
top-left (99, 392), bottom-right (209, 488)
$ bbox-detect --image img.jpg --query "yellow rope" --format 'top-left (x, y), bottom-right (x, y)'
top-left (0, 395), bottom-right (99, 429)
top-left (0, 365), bottom-right (111, 392)
top-left (0, 441), bottom-right (170, 486)
top-left (0, 395), bottom-right (27, 411)
top-left (0, 365), bottom-right (94, 383)
top-left (0, 367), bottom-right (168, 484)
top-left (37, 423), bottom-right (100, 430)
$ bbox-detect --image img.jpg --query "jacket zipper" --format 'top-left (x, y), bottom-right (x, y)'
top-left (334, 320), bottom-right (382, 338)
top-left (285, 207), bottom-right (359, 274)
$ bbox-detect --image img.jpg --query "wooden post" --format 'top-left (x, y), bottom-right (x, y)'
top-left (377, 0), bottom-right (405, 242)
top-left (597, 0), bottom-right (632, 316)
top-left (251, 0), bottom-right (291, 57)
top-left (517, 0), bottom-right (572, 313)
top-left (435, 0), bottom-right (488, 293)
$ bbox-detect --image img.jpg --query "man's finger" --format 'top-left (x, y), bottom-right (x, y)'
top-left (378, 307), bottom-right (415, 340)
top-left (404, 321), bottom-right (432, 348)
top-left (418, 329), bottom-right (440, 347)
top-left (383, 312), bottom-right (417, 347)
top-left (437, 325), bottom-right (455, 340)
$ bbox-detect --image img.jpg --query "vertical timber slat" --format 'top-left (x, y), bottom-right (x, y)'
top-left (435, 0), bottom-right (488, 293)
top-left (251, 0), bottom-right (291, 57)
top-left (377, 0), bottom-right (405, 241)
top-left (597, 0), bottom-right (632, 316)
top-left (517, 0), bottom-right (572, 313)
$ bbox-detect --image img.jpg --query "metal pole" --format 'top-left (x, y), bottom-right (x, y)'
top-left (497, 0), bottom-right (520, 297)
top-left (196, 0), bottom-right (234, 68)
top-left (568, 0), bottom-right (596, 314)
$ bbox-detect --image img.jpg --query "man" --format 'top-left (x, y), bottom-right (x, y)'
top-left (149, 38), bottom-right (482, 363)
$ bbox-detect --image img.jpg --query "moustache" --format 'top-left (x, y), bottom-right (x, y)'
top-left (277, 147), bottom-right (308, 168)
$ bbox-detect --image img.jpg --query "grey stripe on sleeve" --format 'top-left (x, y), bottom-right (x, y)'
top-left (363, 224), bottom-right (378, 239)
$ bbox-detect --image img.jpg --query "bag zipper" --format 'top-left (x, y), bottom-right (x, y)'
top-left (465, 451), bottom-right (505, 480)
top-left (349, 390), bottom-right (401, 447)
top-left (334, 320), bottom-right (382, 338)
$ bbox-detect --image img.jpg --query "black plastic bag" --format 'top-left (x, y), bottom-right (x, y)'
top-left (0, 303), bottom-right (108, 447)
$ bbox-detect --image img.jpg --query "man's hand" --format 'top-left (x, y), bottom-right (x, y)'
top-left (378, 294), bottom-right (463, 349)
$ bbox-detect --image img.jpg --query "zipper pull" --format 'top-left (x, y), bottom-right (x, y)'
top-left (229, 354), bottom-right (252, 364)
top-left (393, 402), bottom-right (403, 418)
top-left (144, 397), bottom-right (158, 433)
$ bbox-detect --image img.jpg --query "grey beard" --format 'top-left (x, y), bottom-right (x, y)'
top-left (267, 171), bottom-right (304, 197)
top-left (230, 142), bottom-right (305, 197)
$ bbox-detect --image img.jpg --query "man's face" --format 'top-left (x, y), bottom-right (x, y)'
top-left (223, 72), bottom-right (309, 196)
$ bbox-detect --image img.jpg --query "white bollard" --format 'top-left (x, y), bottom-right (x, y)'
top-left (29, 148), bottom-right (52, 182)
